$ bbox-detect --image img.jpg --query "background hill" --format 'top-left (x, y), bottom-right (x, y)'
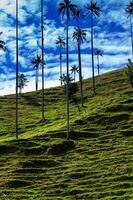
top-left (0, 68), bottom-right (133, 200)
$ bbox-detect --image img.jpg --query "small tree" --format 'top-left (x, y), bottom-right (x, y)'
top-left (18, 73), bottom-right (28, 94)
top-left (70, 65), bottom-right (79, 82)
top-left (62, 74), bottom-right (79, 106)
top-left (56, 37), bottom-right (66, 85)
top-left (95, 48), bottom-right (103, 75)
top-left (73, 27), bottom-right (86, 106)
top-left (31, 55), bottom-right (42, 91)
top-left (126, 59), bottom-right (133, 88)
top-left (61, 73), bottom-right (73, 89)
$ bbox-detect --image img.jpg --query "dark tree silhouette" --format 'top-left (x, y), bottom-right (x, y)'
top-left (126, 59), bottom-right (133, 87)
top-left (86, 1), bottom-right (101, 94)
top-left (18, 74), bottom-right (28, 94)
top-left (70, 65), bottom-right (79, 82)
top-left (95, 49), bottom-right (103, 75)
top-left (0, 33), bottom-right (6, 51)
top-left (73, 27), bottom-right (86, 106)
top-left (31, 55), bottom-right (42, 91)
top-left (56, 37), bottom-right (65, 86)
top-left (126, 1), bottom-right (133, 55)
top-left (58, 0), bottom-right (77, 139)
top-left (61, 73), bottom-right (73, 85)
top-left (61, 74), bottom-right (78, 101)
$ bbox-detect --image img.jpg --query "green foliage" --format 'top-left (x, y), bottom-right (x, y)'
top-left (126, 59), bottom-right (133, 88)
top-left (69, 82), bottom-right (79, 99)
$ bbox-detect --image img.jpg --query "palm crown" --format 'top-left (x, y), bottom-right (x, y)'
top-left (86, 1), bottom-right (101, 17)
top-left (73, 27), bottom-right (87, 44)
top-left (56, 37), bottom-right (65, 47)
top-left (95, 49), bottom-right (103, 57)
top-left (70, 65), bottom-right (79, 73)
top-left (58, 0), bottom-right (77, 19)
top-left (31, 55), bottom-right (43, 69)
top-left (126, 1), bottom-right (133, 17)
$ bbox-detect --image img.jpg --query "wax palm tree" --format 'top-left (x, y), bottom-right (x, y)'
top-left (41, 0), bottom-right (45, 123)
top-left (126, 1), bottom-right (133, 55)
top-left (31, 55), bottom-right (42, 91)
top-left (16, 0), bottom-right (19, 140)
top-left (86, 1), bottom-right (101, 94)
top-left (95, 49), bottom-right (103, 75)
top-left (70, 65), bottom-right (79, 82)
top-left (73, 27), bottom-right (86, 106)
top-left (58, 0), bottom-right (77, 139)
top-left (56, 37), bottom-right (65, 86)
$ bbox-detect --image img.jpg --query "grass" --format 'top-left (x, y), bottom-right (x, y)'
top-left (0, 68), bottom-right (133, 199)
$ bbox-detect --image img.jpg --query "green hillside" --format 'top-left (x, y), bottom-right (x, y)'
top-left (0, 68), bottom-right (133, 200)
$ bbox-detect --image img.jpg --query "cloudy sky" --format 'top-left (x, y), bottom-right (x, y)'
top-left (0, 0), bottom-right (132, 96)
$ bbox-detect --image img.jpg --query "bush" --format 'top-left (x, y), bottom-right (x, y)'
top-left (126, 59), bottom-right (133, 88)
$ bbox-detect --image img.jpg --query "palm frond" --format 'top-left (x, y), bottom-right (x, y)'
top-left (58, 0), bottom-right (77, 20)
top-left (86, 1), bottom-right (101, 17)
top-left (73, 27), bottom-right (87, 43)
top-left (126, 1), bottom-right (133, 17)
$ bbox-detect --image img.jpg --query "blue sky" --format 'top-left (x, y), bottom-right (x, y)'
top-left (0, 0), bottom-right (132, 95)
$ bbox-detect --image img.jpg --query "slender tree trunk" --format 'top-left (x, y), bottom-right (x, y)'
top-left (16, 0), bottom-right (19, 140)
top-left (91, 13), bottom-right (96, 94)
top-left (66, 9), bottom-right (70, 140)
top-left (35, 67), bottom-right (38, 91)
top-left (76, 17), bottom-right (84, 106)
top-left (97, 55), bottom-right (100, 76)
top-left (60, 44), bottom-right (63, 86)
top-left (130, 15), bottom-right (133, 56)
top-left (78, 41), bottom-right (83, 107)
top-left (74, 71), bottom-right (76, 82)
top-left (41, 0), bottom-right (45, 123)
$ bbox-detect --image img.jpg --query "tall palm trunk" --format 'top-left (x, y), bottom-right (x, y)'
top-left (74, 71), bottom-right (76, 82)
top-left (16, 0), bottom-right (19, 140)
top-left (60, 44), bottom-right (63, 85)
top-left (41, 0), bottom-right (45, 122)
top-left (91, 12), bottom-right (96, 94)
top-left (66, 8), bottom-right (70, 140)
top-left (78, 41), bottom-right (83, 106)
top-left (35, 67), bottom-right (39, 91)
top-left (130, 15), bottom-right (133, 56)
top-left (77, 17), bottom-right (84, 106)
top-left (97, 55), bottom-right (100, 75)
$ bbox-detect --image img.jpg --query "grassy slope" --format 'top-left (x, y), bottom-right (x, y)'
top-left (0, 68), bottom-right (133, 200)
